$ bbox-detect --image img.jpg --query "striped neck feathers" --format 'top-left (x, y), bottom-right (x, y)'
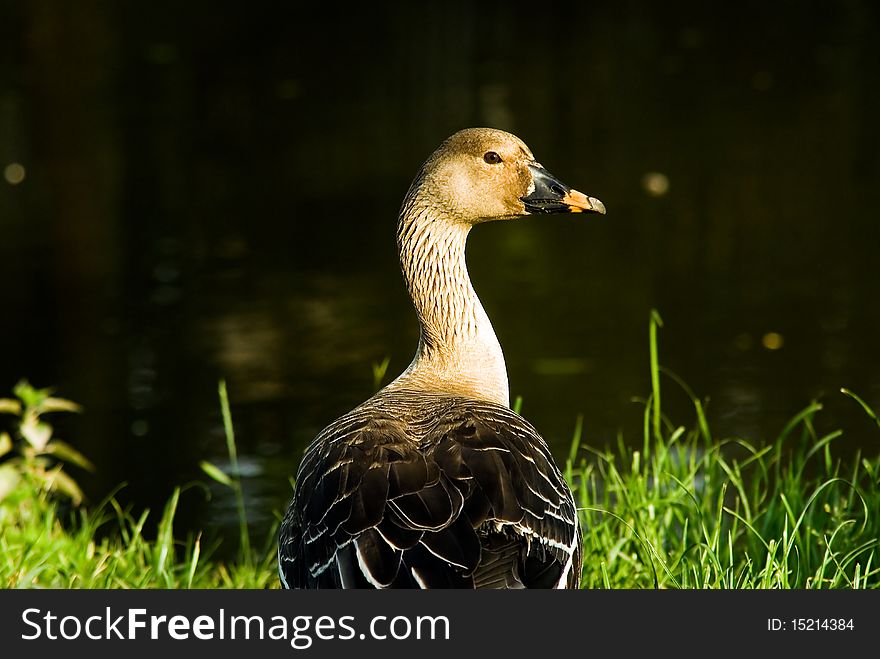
top-left (386, 185), bottom-right (510, 406)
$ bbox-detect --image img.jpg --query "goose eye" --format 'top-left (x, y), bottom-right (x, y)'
top-left (483, 151), bottom-right (502, 165)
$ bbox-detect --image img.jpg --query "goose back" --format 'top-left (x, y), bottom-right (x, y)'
top-left (278, 390), bottom-right (581, 589)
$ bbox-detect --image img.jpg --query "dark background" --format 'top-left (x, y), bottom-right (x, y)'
top-left (1, 1), bottom-right (878, 546)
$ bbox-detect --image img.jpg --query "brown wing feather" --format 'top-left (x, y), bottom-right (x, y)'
top-left (278, 392), bottom-right (581, 589)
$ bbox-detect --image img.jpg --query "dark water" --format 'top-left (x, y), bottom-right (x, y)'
top-left (1, 2), bottom-right (879, 545)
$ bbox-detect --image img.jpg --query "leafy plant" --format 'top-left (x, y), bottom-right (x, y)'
top-left (0, 380), bottom-right (93, 505)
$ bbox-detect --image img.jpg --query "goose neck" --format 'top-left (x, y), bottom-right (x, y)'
top-left (389, 203), bottom-right (509, 406)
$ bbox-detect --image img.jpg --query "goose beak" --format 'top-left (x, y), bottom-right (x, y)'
top-left (521, 164), bottom-right (606, 215)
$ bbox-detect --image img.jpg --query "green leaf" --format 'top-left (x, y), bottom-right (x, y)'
top-left (0, 463), bottom-right (22, 501)
top-left (0, 398), bottom-right (22, 415)
top-left (44, 467), bottom-right (85, 506)
top-left (13, 380), bottom-right (51, 409)
top-left (841, 388), bottom-right (880, 430)
top-left (156, 487), bottom-right (181, 575)
top-left (0, 432), bottom-right (12, 458)
top-left (199, 460), bottom-right (233, 487)
top-left (47, 440), bottom-right (95, 472)
top-left (371, 356), bottom-right (391, 390)
top-left (39, 397), bottom-right (83, 414)
top-left (21, 418), bottom-right (53, 451)
top-left (187, 534), bottom-right (202, 589)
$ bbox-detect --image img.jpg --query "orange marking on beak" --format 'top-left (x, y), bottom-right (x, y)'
top-left (563, 189), bottom-right (606, 214)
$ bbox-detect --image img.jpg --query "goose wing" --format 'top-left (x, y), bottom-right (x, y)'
top-left (278, 397), bottom-right (581, 589)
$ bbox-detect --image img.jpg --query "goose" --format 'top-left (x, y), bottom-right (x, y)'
top-left (278, 127), bottom-right (605, 589)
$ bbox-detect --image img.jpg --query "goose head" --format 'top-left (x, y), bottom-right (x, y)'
top-left (413, 127), bottom-right (606, 225)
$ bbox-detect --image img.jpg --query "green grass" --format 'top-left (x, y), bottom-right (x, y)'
top-left (0, 482), bottom-right (276, 588)
top-left (0, 382), bottom-right (277, 589)
top-left (569, 311), bottom-right (880, 588)
top-left (1, 312), bottom-right (878, 588)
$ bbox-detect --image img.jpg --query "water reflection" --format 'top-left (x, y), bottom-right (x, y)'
top-left (0, 2), bottom-right (878, 546)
